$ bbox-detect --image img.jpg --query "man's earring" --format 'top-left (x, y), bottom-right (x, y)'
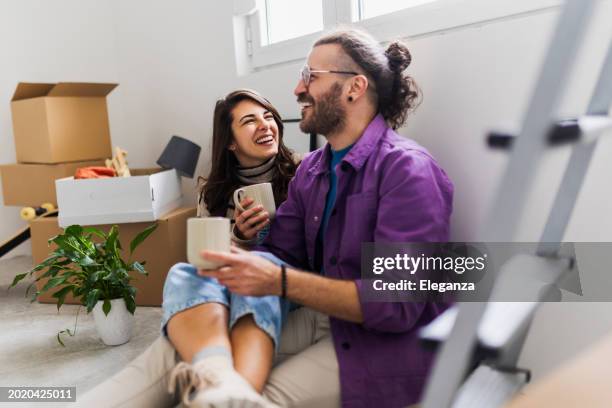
top-left (348, 96), bottom-right (353, 102)
top-left (229, 145), bottom-right (236, 151)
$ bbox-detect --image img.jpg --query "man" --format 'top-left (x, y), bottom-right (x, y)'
top-left (200, 29), bottom-right (453, 407)
top-left (77, 28), bottom-right (452, 408)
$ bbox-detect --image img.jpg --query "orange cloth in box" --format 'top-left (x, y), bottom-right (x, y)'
top-left (75, 166), bottom-right (116, 179)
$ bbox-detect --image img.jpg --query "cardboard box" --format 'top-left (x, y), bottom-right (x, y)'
top-left (11, 82), bottom-right (116, 163)
top-left (0, 160), bottom-right (104, 207)
top-left (30, 207), bottom-right (196, 306)
top-left (56, 168), bottom-right (183, 227)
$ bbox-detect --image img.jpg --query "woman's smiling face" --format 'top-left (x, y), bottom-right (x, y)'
top-left (229, 99), bottom-right (279, 167)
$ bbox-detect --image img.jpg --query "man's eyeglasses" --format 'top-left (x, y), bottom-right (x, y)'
top-left (300, 64), bottom-right (359, 87)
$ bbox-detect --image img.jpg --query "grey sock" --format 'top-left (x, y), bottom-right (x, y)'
top-left (192, 345), bottom-right (233, 365)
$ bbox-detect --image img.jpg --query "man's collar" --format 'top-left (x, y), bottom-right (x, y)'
top-left (309, 114), bottom-right (388, 176)
top-left (308, 144), bottom-right (332, 176)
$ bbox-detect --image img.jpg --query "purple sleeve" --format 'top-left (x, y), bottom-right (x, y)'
top-left (356, 150), bottom-right (453, 332)
top-left (257, 164), bottom-right (309, 268)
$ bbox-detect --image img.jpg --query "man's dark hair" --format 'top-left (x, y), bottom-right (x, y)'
top-left (314, 29), bottom-right (421, 129)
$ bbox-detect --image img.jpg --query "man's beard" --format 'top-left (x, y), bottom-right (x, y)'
top-left (299, 82), bottom-right (346, 136)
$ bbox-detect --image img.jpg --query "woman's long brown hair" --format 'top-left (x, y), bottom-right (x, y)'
top-left (199, 89), bottom-right (298, 216)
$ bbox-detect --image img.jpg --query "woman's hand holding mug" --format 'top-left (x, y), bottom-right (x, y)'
top-left (233, 182), bottom-right (276, 240)
top-left (234, 196), bottom-right (271, 240)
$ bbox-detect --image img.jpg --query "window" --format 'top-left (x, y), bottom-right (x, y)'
top-left (356, 0), bottom-right (439, 21)
top-left (258, 0), bottom-right (324, 45)
top-left (234, 0), bottom-right (562, 72)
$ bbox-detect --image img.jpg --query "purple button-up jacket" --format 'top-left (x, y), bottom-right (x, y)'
top-left (262, 114), bottom-right (453, 407)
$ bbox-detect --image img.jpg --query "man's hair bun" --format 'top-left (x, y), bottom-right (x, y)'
top-left (385, 41), bottom-right (412, 73)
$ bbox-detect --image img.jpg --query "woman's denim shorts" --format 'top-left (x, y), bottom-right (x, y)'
top-left (161, 251), bottom-right (290, 351)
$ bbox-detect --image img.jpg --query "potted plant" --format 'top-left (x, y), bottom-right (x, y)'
top-left (10, 223), bottom-right (157, 346)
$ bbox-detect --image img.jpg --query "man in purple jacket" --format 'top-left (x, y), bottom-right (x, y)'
top-left (201, 29), bottom-right (453, 407)
top-left (77, 28), bottom-right (452, 408)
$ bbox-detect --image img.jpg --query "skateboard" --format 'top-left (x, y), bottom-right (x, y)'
top-left (0, 205), bottom-right (58, 258)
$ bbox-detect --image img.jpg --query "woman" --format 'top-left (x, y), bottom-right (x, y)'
top-left (199, 89), bottom-right (298, 245)
top-left (162, 89), bottom-right (299, 407)
top-left (76, 89), bottom-right (298, 408)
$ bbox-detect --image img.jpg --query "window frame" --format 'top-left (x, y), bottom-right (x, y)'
top-left (236, 0), bottom-right (562, 72)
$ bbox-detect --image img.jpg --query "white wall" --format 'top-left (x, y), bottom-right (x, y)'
top-left (0, 0), bottom-right (120, 256)
top-left (1, 0), bottom-right (611, 384)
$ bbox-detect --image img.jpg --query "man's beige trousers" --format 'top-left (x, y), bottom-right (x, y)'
top-left (75, 308), bottom-right (340, 408)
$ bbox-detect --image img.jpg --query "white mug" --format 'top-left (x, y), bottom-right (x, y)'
top-left (187, 217), bottom-right (230, 269)
top-left (233, 182), bottom-right (276, 219)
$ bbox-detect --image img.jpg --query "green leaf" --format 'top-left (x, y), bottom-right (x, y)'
top-left (56, 328), bottom-right (75, 347)
top-left (71, 284), bottom-right (83, 295)
top-left (30, 255), bottom-right (60, 273)
top-left (59, 270), bottom-right (81, 280)
top-left (130, 223), bottom-right (158, 255)
top-left (105, 226), bottom-right (119, 255)
top-left (74, 234), bottom-right (96, 255)
top-left (25, 282), bottom-right (35, 297)
top-left (85, 289), bottom-right (100, 313)
top-left (124, 295), bottom-right (136, 315)
top-left (119, 269), bottom-right (129, 281)
top-left (102, 299), bottom-right (111, 316)
top-left (47, 233), bottom-right (61, 245)
top-left (51, 235), bottom-right (96, 266)
top-left (53, 258), bottom-right (73, 267)
top-left (52, 285), bottom-right (74, 310)
top-left (89, 270), bottom-right (103, 283)
top-left (57, 331), bottom-right (66, 347)
top-left (68, 252), bottom-right (96, 267)
top-left (41, 276), bottom-right (68, 292)
top-left (82, 226), bottom-right (107, 240)
top-left (9, 273), bottom-right (28, 288)
top-left (65, 225), bottom-right (83, 237)
top-left (39, 265), bottom-right (62, 280)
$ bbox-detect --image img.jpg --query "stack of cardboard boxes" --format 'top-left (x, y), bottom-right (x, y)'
top-left (0, 82), bottom-right (195, 306)
top-left (1, 82), bottom-right (114, 208)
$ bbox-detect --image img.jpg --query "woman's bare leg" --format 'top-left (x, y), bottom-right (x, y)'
top-left (166, 302), bottom-right (231, 362)
top-left (230, 315), bottom-right (274, 392)
top-left (166, 303), bottom-right (273, 393)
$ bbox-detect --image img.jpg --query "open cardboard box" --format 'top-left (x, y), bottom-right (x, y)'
top-left (29, 207), bottom-right (196, 306)
top-left (10, 82), bottom-right (115, 164)
top-left (0, 160), bottom-right (104, 207)
top-left (56, 168), bottom-right (182, 227)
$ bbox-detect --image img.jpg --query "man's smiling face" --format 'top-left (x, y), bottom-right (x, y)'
top-left (294, 44), bottom-right (350, 136)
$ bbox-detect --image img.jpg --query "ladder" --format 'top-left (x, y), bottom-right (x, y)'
top-left (420, 0), bottom-right (612, 406)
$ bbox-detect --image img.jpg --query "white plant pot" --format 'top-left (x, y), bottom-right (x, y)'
top-left (92, 298), bottom-right (135, 346)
